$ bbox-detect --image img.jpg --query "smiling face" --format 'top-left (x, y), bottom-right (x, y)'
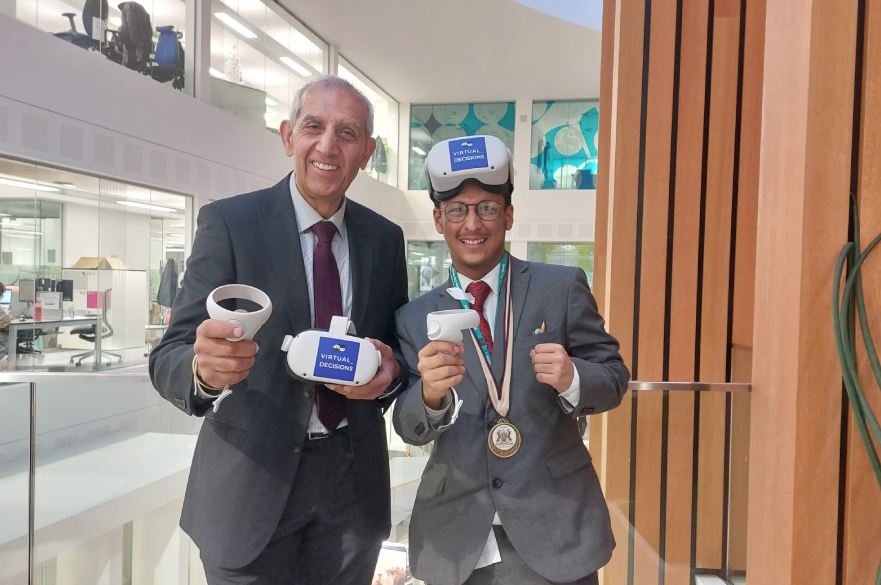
top-left (433, 182), bottom-right (514, 280)
top-left (280, 85), bottom-right (376, 217)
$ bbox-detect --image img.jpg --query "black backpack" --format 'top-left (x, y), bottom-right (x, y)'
top-left (116, 1), bottom-right (153, 71)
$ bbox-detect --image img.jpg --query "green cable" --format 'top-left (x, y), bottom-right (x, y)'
top-left (832, 200), bottom-right (881, 585)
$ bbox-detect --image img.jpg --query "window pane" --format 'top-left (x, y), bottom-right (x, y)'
top-left (526, 242), bottom-right (594, 285)
top-left (409, 102), bottom-right (516, 190)
top-left (210, 0), bottom-right (327, 130)
top-left (406, 240), bottom-right (451, 299)
top-left (338, 58), bottom-right (399, 187)
top-left (530, 100), bottom-right (599, 190)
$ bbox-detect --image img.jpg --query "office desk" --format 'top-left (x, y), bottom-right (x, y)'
top-left (6, 316), bottom-right (101, 367)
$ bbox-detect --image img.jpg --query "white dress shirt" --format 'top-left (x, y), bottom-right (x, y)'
top-left (196, 175), bottom-right (352, 434)
top-left (424, 259), bottom-right (581, 568)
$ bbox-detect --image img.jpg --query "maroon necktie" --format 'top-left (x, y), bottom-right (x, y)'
top-left (312, 221), bottom-right (346, 430)
top-left (466, 280), bottom-right (493, 356)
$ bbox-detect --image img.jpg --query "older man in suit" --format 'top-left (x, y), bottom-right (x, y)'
top-left (150, 76), bottom-right (408, 585)
top-left (394, 135), bottom-right (629, 585)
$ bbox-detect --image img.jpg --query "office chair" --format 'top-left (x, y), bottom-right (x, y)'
top-left (17, 327), bottom-right (43, 356)
top-left (116, 1), bottom-right (154, 72)
top-left (150, 26), bottom-right (185, 90)
top-left (53, 0), bottom-right (110, 50)
top-left (70, 289), bottom-right (122, 366)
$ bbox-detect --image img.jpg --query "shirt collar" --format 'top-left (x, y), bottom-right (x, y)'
top-left (455, 260), bottom-right (502, 295)
top-left (289, 173), bottom-right (347, 235)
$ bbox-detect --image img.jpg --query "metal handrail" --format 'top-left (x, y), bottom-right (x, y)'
top-left (628, 380), bottom-right (751, 392)
top-left (0, 363), bottom-right (151, 384)
top-left (0, 371), bottom-right (751, 392)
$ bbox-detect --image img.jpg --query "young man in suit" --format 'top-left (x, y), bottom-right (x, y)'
top-left (393, 135), bottom-right (630, 585)
top-left (150, 76), bottom-right (408, 585)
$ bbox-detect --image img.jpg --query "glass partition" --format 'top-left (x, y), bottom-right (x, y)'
top-left (409, 102), bottom-right (516, 190)
top-left (527, 241), bottom-right (594, 285)
top-left (406, 240), bottom-right (451, 300)
top-left (530, 99), bottom-right (600, 190)
top-left (0, 157), bottom-right (191, 371)
top-left (338, 57), bottom-right (399, 187)
top-left (12, 0), bottom-right (191, 93)
top-left (209, 0), bottom-right (328, 129)
top-left (0, 382), bottom-right (30, 585)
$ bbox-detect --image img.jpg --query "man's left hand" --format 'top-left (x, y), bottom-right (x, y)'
top-left (530, 343), bottom-right (575, 393)
top-left (328, 338), bottom-right (400, 400)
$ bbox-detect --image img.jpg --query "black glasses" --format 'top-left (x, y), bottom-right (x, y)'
top-left (441, 201), bottom-right (505, 223)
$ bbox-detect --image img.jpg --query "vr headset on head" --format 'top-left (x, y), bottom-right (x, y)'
top-left (424, 135), bottom-right (514, 203)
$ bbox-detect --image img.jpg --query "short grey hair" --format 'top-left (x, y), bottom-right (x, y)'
top-left (289, 75), bottom-right (374, 137)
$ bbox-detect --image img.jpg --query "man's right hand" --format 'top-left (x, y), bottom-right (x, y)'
top-left (417, 340), bottom-right (465, 409)
top-left (193, 319), bottom-right (259, 391)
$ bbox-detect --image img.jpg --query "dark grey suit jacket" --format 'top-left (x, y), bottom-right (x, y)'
top-left (149, 174), bottom-right (408, 569)
top-left (394, 258), bottom-right (629, 585)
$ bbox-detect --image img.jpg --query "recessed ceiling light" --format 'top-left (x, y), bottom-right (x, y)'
top-left (116, 201), bottom-right (177, 212)
top-left (411, 146), bottom-right (426, 156)
top-left (265, 97), bottom-right (278, 107)
top-left (280, 56), bottom-right (312, 77)
top-left (209, 67), bottom-right (225, 79)
top-left (0, 177), bottom-right (59, 192)
top-left (214, 12), bottom-right (257, 39)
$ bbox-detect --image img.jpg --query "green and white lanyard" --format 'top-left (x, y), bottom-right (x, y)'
top-left (449, 253), bottom-right (509, 365)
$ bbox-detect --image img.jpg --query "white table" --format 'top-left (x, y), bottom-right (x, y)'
top-left (6, 316), bottom-right (101, 367)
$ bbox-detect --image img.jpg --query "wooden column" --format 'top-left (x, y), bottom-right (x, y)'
top-left (746, 0), bottom-right (859, 583)
top-left (843, 0), bottom-right (881, 579)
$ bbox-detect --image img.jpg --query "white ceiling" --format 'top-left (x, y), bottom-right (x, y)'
top-left (276, 0), bottom-right (603, 103)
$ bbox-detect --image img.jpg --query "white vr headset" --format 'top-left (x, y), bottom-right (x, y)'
top-left (426, 309), bottom-right (480, 343)
top-left (281, 316), bottom-right (381, 386)
top-left (206, 284), bottom-right (272, 341)
top-left (424, 135), bottom-right (513, 202)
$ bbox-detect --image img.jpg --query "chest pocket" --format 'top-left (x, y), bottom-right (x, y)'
top-left (513, 330), bottom-right (560, 352)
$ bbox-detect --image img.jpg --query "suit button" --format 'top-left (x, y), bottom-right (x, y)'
top-left (492, 478), bottom-right (504, 489)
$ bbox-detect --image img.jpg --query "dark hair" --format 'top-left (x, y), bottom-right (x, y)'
top-left (431, 179), bottom-right (513, 208)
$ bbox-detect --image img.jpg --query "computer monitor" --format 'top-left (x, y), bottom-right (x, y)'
top-left (0, 289), bottom-right (10, 305)
top-left (57, 279), bottom-right (74, 302)
top-left (18, 279), bottom-right (35, 303)
top-left (36, 278), bottom-right (54, 292)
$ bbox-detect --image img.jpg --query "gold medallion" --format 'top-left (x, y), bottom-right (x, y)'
top-left (488, 418), bottom-right (521, 458)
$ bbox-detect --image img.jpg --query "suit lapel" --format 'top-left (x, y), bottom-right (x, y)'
top-left (436, 282), bottom-right (488, 407)
top-left (256, 174), bottom-right (312, 334)
top-left (345, 202), bottom-right (373, 330)
top-left (509, 257), bottom-right (532, 343)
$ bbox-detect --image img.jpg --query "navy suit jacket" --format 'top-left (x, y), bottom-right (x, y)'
top-left (149, 174), bottom-right (408, 568)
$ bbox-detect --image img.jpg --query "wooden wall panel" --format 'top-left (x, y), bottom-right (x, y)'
top-left (843, 0), bottom-right (881, 579)
top-left (663, 0), bottom-right (708, 582)
top-left (727, 0), bottom-right (764, 573)
top-left (631, 0), bottom-right (678, 583)
top-left (597, 0), bottom-right (643, 581)
top-left (747, 0), bottom-right (857, 584)
top-left (594, 0), bottom-right (616, 314)
top-left (695, 0), bottom-right (741, 569)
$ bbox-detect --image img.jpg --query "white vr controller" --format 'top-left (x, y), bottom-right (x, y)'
top-left (281, 316), bottom-right (381, 386)
top-left (206, 284), bottom-right (272, 341)
top-left (204, 284), bottom-right (272, 413)
top-left (426, 309), bottom-right (480, 343)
